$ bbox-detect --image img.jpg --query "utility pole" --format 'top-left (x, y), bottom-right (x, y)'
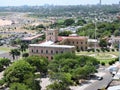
top-left (94, 18), bottom-right (97, 52)
top-left (118, 40), bottom-right (120, 63)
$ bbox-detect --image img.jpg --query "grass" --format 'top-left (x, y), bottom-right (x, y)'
top-left (76, 51), bottom-right (118, 57)
top-left (76, 51), bottom-right (118, 65)
top-left (57, 19), bottom-right (65, 24)
top-left (0, 46), bottom-right (13, 52)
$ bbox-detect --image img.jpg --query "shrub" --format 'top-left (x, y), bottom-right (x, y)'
top-left (111, 60), bottom-right (115, 64)
top-left (96, 49), bottom-right (100, 52)
top-left (111, 49), bottom-right (115, 52)
top-left (109, 61), bottom-right (113, 65)
top-left (115, 58), bottom-right (119, 61)
top-left (116, 48), bottom-right (119, 51)
top-left (22, 53), bottom-right (29, 57)
top-left (101, 62), bottom-right (105, 66)
top-left (0, 79), bottom-right (5, 86)
top-left (101, 48), bottom-right (105, 52)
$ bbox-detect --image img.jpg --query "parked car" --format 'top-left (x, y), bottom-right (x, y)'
top-left (97, 77), bottom-right (103, 80)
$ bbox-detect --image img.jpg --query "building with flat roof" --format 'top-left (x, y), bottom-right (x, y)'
top-left (29, 41), bottom-right (75, 60)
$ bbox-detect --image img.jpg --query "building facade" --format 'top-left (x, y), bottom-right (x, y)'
top-left (46, 29), bottom-right (58, 42)
top-left (29, 29), bottom-right (89, 60)
top-left (29, 41), bottom-right (75, 60)
top-left (60, 36), bottom-right (88, 51)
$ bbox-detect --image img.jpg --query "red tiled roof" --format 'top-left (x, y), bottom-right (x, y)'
top-left (22, 34), bottom-right (43, 41)
top-left (58, 36), bottom-right (87, 41)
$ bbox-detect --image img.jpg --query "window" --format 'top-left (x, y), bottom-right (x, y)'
top-left (51, 50), bottom-right (53, 54)
top-left (77, 42), bottom-right (78, 44)
top-left (56, 51), bottom-right (58, 54)
top-left (36, 50), bottom-right (38, 53)
top-left (81, 47), bottom-right (83, 51)
top-left (73, 41), bottom-right (74, 44)
top-left (46, 50), bottom-right (48, 54)
top-left (81, 42), bottom-right (83, 44)
top-left (61, 51), bottom-right (63, 53)
top-left (32, 49), bottom-right (33, 52)
top-left (41, 50), bottom-right (43, 53)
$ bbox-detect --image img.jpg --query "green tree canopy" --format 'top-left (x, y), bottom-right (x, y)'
top-left (64, 19), bottom-right (75, 26)
top-left (4, 60), bottom-right (35, 83)
top-left (24, 55), bottom-right (48, 76)
top-left (10, 83), bottom-right (31, 90)
top-left (4, 60), bottom-right (41, 90)
top-left (99, 39), bottom-right (108, 48)
top-left (48, 53), bottom-right (99, 89)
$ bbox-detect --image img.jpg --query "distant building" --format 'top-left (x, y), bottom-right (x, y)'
top-left (22, 34), bottom-right (44, 44)
top-left (110, 36), bottom-right (120, 45)
top-left (100, 0), bottom-right (102, 5)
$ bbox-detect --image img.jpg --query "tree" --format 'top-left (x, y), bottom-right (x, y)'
top-left (4, 60), bottom-right (34, 83)
top-left (47, 73), bottom-right (73, 90)
top-left (24, 55), bottom-right (48, 76)
top-left (10, 83), bottom-right (30, 90)
top-left (15, 38), bottom-right (21, 44)
top-left (64, 19), bottom-right (75, 26)
top-left (59, 31), bottom-right (72, 36)
top-left (9, 49), bottom-right (21, 60)
top-left (76, 19), bottom-right (86, 26)
top-left (114, 30), bottom-right (120, 36)
top-left (0, 58), bottom-right (11, 67)
top-left (48, 53), bottom-right (99, 89)
top-left (20, 43), bottom-right (28, 52)
top-left (99, 39), bottom-right (107, 48)
top-left (4, 60), bottom-right (41, 90)
top-left (9, 49), bottom-right (16, 60)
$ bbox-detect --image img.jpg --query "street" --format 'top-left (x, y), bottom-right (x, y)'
top-left (84, 70), bottom-right (112, 90)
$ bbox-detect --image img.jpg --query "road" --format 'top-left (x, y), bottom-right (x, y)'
top-left (84, 71), bottom-right (112, 90)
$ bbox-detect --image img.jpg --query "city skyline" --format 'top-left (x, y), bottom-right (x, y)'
top-left (0, 0), bottom-right (119, 6)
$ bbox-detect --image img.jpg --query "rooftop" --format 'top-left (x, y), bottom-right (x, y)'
top-left (58, 36), bottom-right (88, 41)
top-left (88, 39), bottom-right (98, 42)
top-left (29, 41), bottom-right (75, 48)
top-left (22, 34), bottom-right (43, 41)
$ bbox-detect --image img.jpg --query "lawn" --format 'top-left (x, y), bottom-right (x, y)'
top-left (0, 46), bottom-right (13, 52)
top-left (76, 51), bottom-right (118, 65)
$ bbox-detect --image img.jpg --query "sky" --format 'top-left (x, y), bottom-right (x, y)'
top-left (0, 0), bottom-right (119, 6)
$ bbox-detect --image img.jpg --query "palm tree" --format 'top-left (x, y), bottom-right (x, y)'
top-left (20, 43), bottom-right (28, 52)
top-left (10, 49), bottom-right (21, 60)
top-left (10, 49), bottom-right (16, 60)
